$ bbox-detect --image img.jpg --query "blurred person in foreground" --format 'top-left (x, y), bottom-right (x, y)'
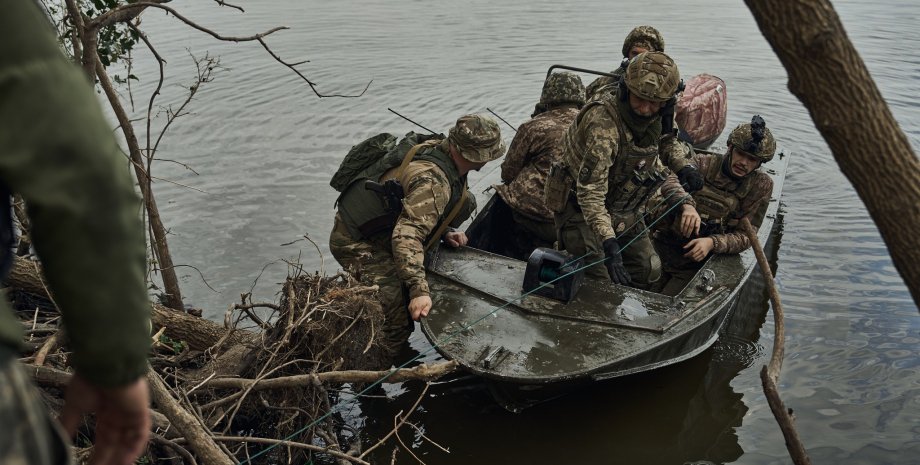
top-left (1, 2), bottom-right (152, 464)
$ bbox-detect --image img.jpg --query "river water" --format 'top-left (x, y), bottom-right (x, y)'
top-left (123, 0), bottom-right (919, 463)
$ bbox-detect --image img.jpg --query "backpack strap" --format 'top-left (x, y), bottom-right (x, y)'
top-left (398, 139), bottom-right (440, 175)
top-left (424, 187), bottom-right (469, 251)
top-left (399, 138), bottom-right (465, 250)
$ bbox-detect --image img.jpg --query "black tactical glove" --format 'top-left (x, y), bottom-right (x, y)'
top-left (677, 166), bottom-right (704, 193)
top-left (602, 237), bottom-right (631, 285)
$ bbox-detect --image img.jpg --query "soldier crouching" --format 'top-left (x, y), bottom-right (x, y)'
top-left (330, 115), bottom-right (505, 355)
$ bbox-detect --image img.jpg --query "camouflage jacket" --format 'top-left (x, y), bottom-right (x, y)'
top-left (661, 153), bottom-right (774, 254)
top-left (562, 97), bottom-right (693, 242)
top-left (390, 160), bottom-right (473, 299)
top-left (494, 106), bottom-right (579, 221)
top-left (0, 0), bottom-right (150, 387)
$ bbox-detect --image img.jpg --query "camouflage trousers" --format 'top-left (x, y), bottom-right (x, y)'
top-left (0, 346), bottom-right (72, 465)
top-left (652, 234), bottom-right (705, 296)
top-left (329, 214), bottom-right (413, 353)
top-left (554, 201), bottom-right (662, 289)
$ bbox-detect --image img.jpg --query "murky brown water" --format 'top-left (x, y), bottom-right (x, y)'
top-left (125, 0), bottom-right (919, 463)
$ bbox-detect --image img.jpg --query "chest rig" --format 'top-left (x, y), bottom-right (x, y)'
top-left (692, 154), bottom-right (753, 233)
top-left (589, 100), bottom-right (668, 214)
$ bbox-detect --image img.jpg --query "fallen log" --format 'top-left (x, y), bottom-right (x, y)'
top-left (147, 369), bottom-right (235, 465)
top-left (203, 361), bottom-right (458, 391)
top-left (6, 257), bottom-right (255, 351)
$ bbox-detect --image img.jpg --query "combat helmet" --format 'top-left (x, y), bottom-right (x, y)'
top-left (622, 25), bottom-right (665, 58)
top-left (540, 72), bottom-right (586, 108)
top-left (622, 51), bottom-right (681, 102)
top-left (448, 114), bottom-right (505, 163)
top-left (728, 115), bottom-right (776, 162)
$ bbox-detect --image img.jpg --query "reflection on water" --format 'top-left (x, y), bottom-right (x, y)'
top-left (126, 0), bottom-right (919, 463)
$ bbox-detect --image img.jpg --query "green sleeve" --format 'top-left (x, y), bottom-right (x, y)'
top-left (0, 1), bottom-right (150, 386)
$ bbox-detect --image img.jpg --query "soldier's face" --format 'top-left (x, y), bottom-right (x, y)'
top-left (628, 93), bottom-right (665, 117)
top-left (730, 148), bottom-right (761, 177)
top-left (627, 46), bottom-right (649, 59)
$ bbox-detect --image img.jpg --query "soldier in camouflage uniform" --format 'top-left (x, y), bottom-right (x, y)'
top-left (330, 115), bottom-right (505, 354)
top-left (652, 116), bottom-right (777, 295)
top-left (1, 2), bottom-right (151, 464)
top-left (585, 25), bottom-right (666, 101)
top-left (494, 72), bottom-right (585, 252)
top-left (544, 51), bottom-right (703, 289)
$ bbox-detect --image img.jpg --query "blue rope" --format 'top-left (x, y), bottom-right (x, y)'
top-left (237, 194), bottom-right (692, 464)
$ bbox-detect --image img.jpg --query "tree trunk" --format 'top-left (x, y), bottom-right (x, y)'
top-left (745, 0), bottom-right (920, 309)
top-left (92, 58), bottom-right (185, 311)
top-left (61, 3), bottom-right (186, 311)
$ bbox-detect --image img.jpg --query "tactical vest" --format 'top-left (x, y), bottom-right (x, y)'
top-left (561, 99), bottom-right (667, 214)
top-left (336, 139), bottom-right (466, 247)
top-left (692, 153), bottom-right (753, 233)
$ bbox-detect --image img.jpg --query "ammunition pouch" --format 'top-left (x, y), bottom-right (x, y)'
top-left (354, 179), bottom-right (405, 238)
top-left (544, 161), bottom-right (574, 214)
top-left (608, 167), bottom-right (668, 213)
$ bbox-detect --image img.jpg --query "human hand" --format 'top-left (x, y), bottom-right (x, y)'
top-left (679, 204), bottom-right (701, 238)
top-left (59, 374), bottom-right (150, 465)
top-left (443, 231), bottom-right (468, 248)
top-left (602, 237), bottom-right (631, 285)
top-left (408, 295), bottom-right (433, 321)
top-left (677, 166), bottom-right (704, 193)
top-left (683, 237), bottom-right (715, 262)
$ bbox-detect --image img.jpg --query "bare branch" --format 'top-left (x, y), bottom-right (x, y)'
top-left (741, 217), bottom-right (811, 465)
top-left (148, 175), bottom-right (209, 194)
top-left (212, 0), bottom-right (245, 12)
top-left (186, 436), bottom-right (369, 465)
top-left (150, 433), bottom-right (199, 465)
top-left (127, 3), bottom-right (287, 41)
top-left (360, 383), bottom-right (430, 459)
top-left (89, 0), bottom-right (171, 30)
top-left (163, 264), bottom-right (219, 293)
top-left (257, 38), bottom-right (373, 98)
top-left (203, 362), bottom-right (457, 392)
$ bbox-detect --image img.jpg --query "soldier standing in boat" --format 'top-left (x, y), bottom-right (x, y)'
top-left (544, 51), bottom-right (704, 289)
top-left (494, 72), bottom-right (586, 253)
top-left (330, 115), bottom-right (505, 355)
top-left (651, 116), bottom-right (777, 295)
top-left (585, 25), bottom-right (667, 101)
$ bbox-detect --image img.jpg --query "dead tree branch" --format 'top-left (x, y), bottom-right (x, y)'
top-left (741, 217), bottom-right (811, 465)
top-left (148, 369), bottom-right (236, 465)
top-left (203, 361), bottom-right (457, 392)
top-left (360, 383), bottom-right (430, 460)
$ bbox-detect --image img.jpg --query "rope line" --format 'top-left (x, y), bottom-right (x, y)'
top-left (238, 194), bottom-right (692, 464)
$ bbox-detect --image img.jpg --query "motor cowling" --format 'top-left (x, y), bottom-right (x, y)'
top-left (522, 247), bottom-right (584, 303)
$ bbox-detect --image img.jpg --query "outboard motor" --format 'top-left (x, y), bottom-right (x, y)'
top-left (522, 247), bottom-right (584, 303)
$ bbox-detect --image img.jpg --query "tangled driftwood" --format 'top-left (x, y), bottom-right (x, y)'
top-left (5, 257), bottom-right (456, 464)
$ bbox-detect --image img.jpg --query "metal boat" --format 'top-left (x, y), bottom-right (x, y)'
top-left (419, 149), bottom-right (788, 401)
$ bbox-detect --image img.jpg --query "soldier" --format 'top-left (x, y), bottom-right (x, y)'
top-left (494, 72), bottom-right (586, 253)
top-left (585, 25), bottom-right (666, 101)
top-left (1, 2), bottom-right (151, 464)
top-left (544, 51), bottom-right (703, 289)
top-left (330, 115), bottom-right (505, 354)
top-left (652, 116), bottom-right (777, 295)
